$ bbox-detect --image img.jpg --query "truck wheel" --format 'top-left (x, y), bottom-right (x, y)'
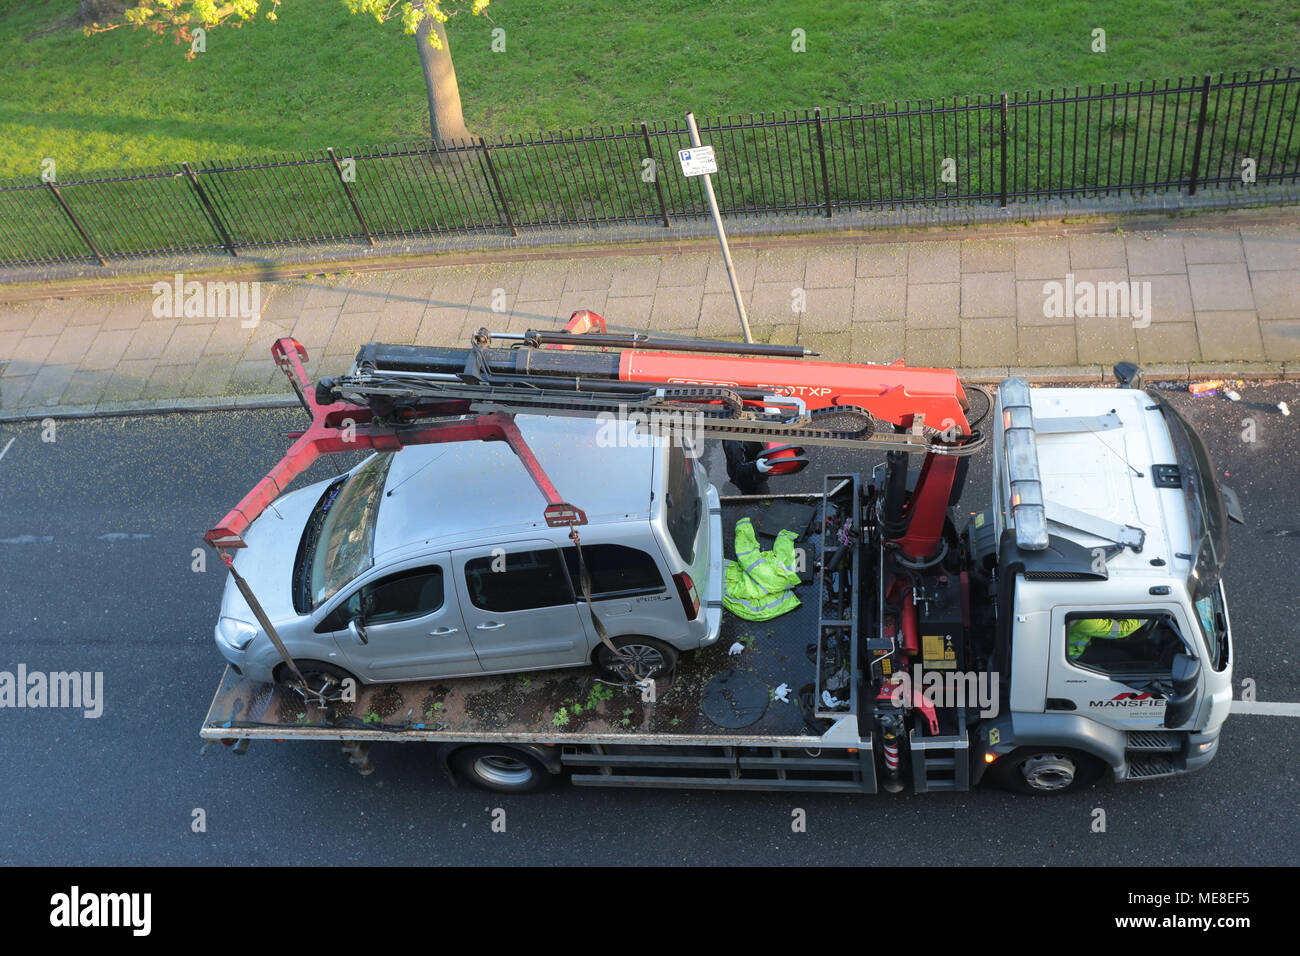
top-left (595, 636), bottom-right (678, 681)
top-left (451, 746), bottom-right (552, 794)
top-left (275, 660), bottom-right (356, 705)
top-left (987, 748), bottom-right (1106, 795)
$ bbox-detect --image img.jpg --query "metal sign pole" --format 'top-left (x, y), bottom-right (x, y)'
top-left (683, 112), bottom-right (753, 344)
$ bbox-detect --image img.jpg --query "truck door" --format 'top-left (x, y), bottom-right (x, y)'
top-left (1046, 606), bottom-right (1201, 731)
top-left (328, 557), bottom-right (482, 680)
top-left (453, 541), bottom-right (590, 673)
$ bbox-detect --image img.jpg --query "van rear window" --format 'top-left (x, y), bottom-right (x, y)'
top-left (664, 445), bottom-right (701, 564)
top-left (563, 545), bottom-right (665, 598)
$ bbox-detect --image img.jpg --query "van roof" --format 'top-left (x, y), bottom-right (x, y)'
top-left (1028, 387), bottom-right (1193, 578)
top-left (370, 414), bottom-right (657, 559)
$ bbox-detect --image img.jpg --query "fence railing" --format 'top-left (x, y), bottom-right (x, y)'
top-left (1, 68), bottom-right (1297, 268)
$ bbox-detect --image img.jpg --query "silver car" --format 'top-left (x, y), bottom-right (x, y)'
top-left (213, 415), bottom-right (723, 697)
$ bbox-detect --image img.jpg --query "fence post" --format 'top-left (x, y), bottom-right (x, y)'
top-left (999, 93), bottom-right (1009, 207)
top-left (44, 181), bottom-right (106, 266)
top-left (1187, 74), bottom-right (1213, 196)
top-left (477, 137), bottom-right (518, 237)
top-left (813, 107), bottom-right (833, 218)
top-left (641, 121), bottom-right (671, 227)
top-left (327, 148), bottom-right (375, 246)
top-left (181, 161), bottom-right (237, 256)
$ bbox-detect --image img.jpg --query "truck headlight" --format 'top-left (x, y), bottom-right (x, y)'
top-left (216, 617), bottom-right (258, 651)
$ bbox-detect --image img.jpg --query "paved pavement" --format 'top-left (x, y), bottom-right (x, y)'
top-left (2, 222), bottom-right (1299, 417)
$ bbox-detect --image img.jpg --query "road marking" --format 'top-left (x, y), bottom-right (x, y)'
top-left (0, 535), bottom-right (53, 544)
top-left (0, 437), bottom-right (13, 461)
top-left (97, 533), bottom-right (152, 541)
top-left (1231, 700), bottom-right (1300, 716)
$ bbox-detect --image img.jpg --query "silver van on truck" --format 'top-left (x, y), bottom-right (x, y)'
top-left (213, 415), bottom-right (724, 698)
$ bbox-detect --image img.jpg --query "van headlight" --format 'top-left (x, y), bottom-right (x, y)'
top-left (216, 617), bottom-right (258, 651)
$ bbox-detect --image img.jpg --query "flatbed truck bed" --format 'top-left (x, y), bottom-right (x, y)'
top-left (202, 493), bottom-right (922, 793)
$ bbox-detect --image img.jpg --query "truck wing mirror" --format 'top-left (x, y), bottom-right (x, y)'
top-left (1163, 652), bottom-right (1201, 728)
top-left (1220, 485), bottom-right (1245, 525)
top-left (347, 617), bottom-right (369, 646)
top-left (1112, 362), bottom-right (1145, 390)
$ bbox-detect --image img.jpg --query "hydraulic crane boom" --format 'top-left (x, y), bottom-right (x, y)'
top-left (205, 315), bottom-right (989, 567)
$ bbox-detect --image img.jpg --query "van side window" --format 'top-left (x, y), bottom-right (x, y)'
top-left (563, 544), bottom-right (665, 598)
top-left (465, 549), bottom-right (572, 612)
top-left (329, 567), bottom-right (444, 629)
top-left (1065, 613), bottom-right (1188, 676)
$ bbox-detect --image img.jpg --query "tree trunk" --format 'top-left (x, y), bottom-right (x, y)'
top-left (415, 16), bottom-right (471, 149)
top-left (79, 0), bottom-right (127, 24)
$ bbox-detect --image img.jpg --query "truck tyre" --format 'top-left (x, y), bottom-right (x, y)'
top-left (595, 636), bottom-right (679, 681)
top-left (451, 746), bottom-right (553, 794)
top-left (274, 660), bottom-right (358, 705)
top-left (987, 747), bottom-right (1106, 795)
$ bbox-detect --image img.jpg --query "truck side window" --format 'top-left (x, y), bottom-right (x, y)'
top-left (334, 567), bottom-right (444, 628)
top-left (1065, 613), bottom-right (1187, 676)
top-left (562, 544), bottom-right (665, 598)
top-left (465, 549), bottom-right (572, 612)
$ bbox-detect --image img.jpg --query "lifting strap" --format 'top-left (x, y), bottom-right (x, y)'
top-left (568, 528), bottom-right (641, 686)
top-left (221, 554), bottom-right (309, 689)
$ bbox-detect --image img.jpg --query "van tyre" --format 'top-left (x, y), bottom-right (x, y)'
top-left (274, 660), bottom-right (357, 705)
top-left (596, 636), bottom-right (679, 681)
top-left (452, 746), bottom-right (552, 793)
top-left (987, 747), bottom-right (1106, 795)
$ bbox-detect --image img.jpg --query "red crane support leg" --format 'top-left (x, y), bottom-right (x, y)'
top-left (892, 453), bottom-right (959, 565)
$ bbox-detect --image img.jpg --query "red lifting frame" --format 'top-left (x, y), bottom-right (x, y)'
top-left (203, 338), bottom-right (585, 555)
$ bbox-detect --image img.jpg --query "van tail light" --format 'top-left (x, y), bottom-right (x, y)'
top-left (673, 572), bottom-right (701, 620)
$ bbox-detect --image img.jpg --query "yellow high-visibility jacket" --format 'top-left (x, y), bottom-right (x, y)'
top-left (723, 517), bottom-right (801, 621)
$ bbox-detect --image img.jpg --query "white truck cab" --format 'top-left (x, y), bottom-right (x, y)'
top-left (977, 377), bottom-right (1235, 785)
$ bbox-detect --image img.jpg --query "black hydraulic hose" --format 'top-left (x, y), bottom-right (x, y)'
top-left (879, 450), bottom-right (912, 538)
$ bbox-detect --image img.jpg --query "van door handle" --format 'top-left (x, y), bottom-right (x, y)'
top-left (476, 621), bottom-right (505, 631)
top-left (429, 627), bottom-right (459, 636)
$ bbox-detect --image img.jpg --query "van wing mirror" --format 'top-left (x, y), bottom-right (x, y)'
top-left (1163, 653), bottom-right (1201, 728)
top-left (347, 617), bottom-right (369, 646)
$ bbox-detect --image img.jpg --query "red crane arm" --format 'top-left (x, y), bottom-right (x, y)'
top-left (619, 351), bottom-right (972, 436)
top-left (203, 339), bottom-right (583, 554)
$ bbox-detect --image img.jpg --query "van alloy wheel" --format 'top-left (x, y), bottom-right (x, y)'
top-left (614, 642), bottom-right (666, 679)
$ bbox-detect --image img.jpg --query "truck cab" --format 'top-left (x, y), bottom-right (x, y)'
top-left (978, 378), bottom-right (1235, 788)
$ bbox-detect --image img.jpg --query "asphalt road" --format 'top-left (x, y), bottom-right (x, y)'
top-left (0, 382), bottom-right (1297, 866)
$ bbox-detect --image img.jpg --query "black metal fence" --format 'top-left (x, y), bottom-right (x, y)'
top-left (2, 68), bottom-right (1297, 268)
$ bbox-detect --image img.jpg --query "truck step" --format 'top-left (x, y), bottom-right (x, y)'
top-left (1125, 754), bottom-right (1178, 779)
top-left (1126, 731), bottom-right (1182, 752)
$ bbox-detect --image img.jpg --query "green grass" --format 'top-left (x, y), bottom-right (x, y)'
top-left (0, 1), bottom-right (1296, 265)
top-left (1, 0), bottom-right (1297, 178)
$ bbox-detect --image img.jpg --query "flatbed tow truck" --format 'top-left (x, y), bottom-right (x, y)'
top-left (200, 318), bottom-right (1239, 795)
